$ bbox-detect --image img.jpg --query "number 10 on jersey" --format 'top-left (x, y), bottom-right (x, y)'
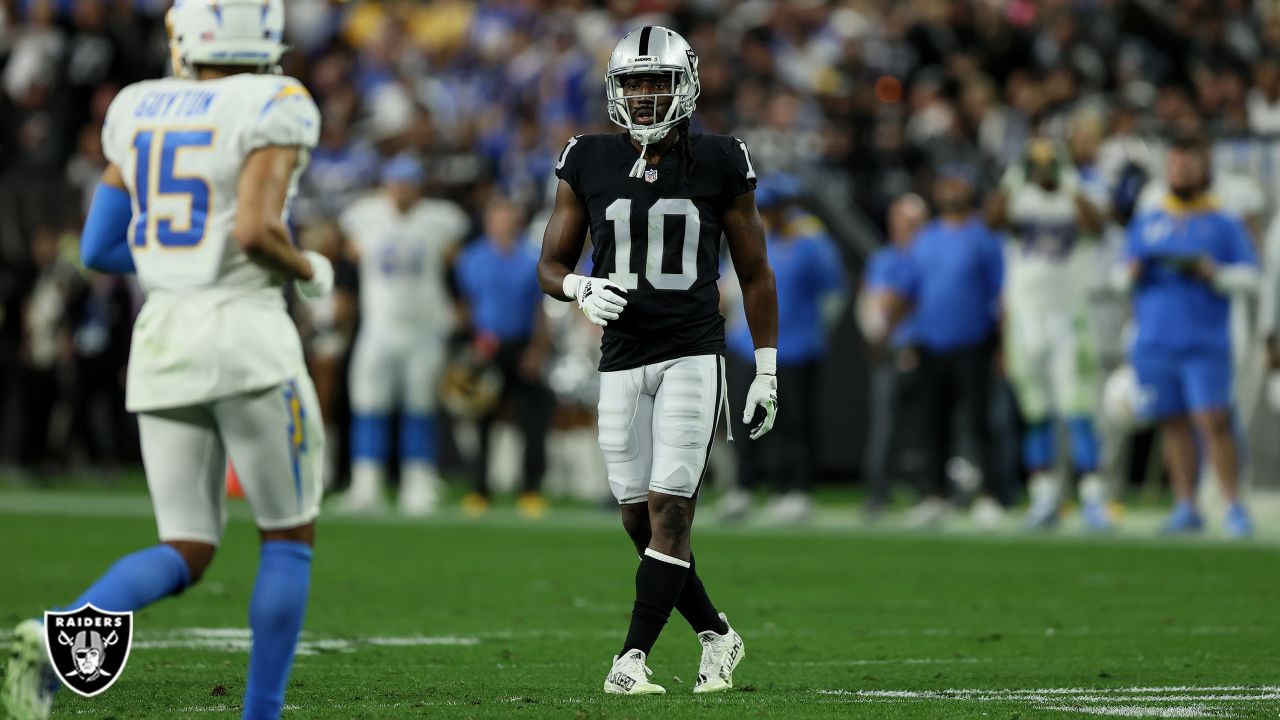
top-left (604, 198), bottom-right (701, 291)
top-left (131, 129), bottom-right (215, 249)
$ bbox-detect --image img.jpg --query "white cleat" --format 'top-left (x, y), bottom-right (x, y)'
top-left (397, 470), bottom-right (440, 517)
top-left (768, 491), bottom-right (813, 525)
top-left (693, 613), bottom-right (744, 694)
top-left (903, 496), bottom-right (949, 529)
top-left (338, 487), bottom-right (387, 514)
top-left (718, 489), bottom-right (752, 523)
top-left (339, 463), bottom-right (389, 514)
top-left (2, 619), bottom-right (58, 720)
top-left (970, 495), bottom-right (1007, 530)
top-left (603, 649), bottom-right (665, 695)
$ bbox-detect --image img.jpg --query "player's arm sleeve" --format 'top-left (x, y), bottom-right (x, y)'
top-left (245, 79), bottom-right (321, 156)
top-left (721, 136), bottom-right (759, 201)
top-left (81, 181), bottom-right (135, 274)
top-left (553, 135), bottom-right (585, 200)
top-left (1212, 215), bottom-right (1260, 295)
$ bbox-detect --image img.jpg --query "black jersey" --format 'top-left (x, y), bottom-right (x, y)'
top-left (555, 132), bottom-right (757, 371)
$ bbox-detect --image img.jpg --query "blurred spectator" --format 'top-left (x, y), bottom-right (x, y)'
top-left (18, 227), bottom-right (79, 471)
top-left (456, 197), bottom-right (553, 518)
top-left (1247, 55), bottom-right (1280, 135)
top-left (859, 193), bottom-right (928, 516)
top-left (64, 272), bottom-right (133, 470)
top-left (1118, 137), bottom-right (1259, 537)
top-left (721, 173), bottom-right (847, 524)
top-left (900, 165), bottom-right (1006, 527)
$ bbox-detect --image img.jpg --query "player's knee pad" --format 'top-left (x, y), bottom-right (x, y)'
top-left (400, 413), bottom-right (437, 463)
top-left (1067, 416), bottom-right (1099, 472)
top-left (655, 361), bottom-right (716, 450)
top-left (598, 374), bottom-right (643, 463)
top-left (351, 414), bottom-right (391, 463)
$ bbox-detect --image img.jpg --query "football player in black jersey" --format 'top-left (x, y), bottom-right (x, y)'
top-left (538, 26), bottom-right (779, 695)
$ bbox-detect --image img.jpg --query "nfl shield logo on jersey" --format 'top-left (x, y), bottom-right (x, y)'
top-left (644, 168), bottom-right (658, 183)
top-left (43, 605), bottom-right (134, 697)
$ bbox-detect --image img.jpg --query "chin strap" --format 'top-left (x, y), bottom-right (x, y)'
top-left (628, 141), bottom-right (649, 178)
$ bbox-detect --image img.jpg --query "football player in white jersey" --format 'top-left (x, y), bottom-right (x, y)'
top-left (988, 139), bottom-right (1110, 529)
top-left (3, 3), bottom-right (328, 720)
top-left (338, 155), bottom-right (469, 515)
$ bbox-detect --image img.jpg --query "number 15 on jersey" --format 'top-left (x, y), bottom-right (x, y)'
top-left (131, 129), bottom-right (215, 249)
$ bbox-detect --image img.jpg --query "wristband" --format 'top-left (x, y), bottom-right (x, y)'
top-left (563, 273), bottom-right (584, 301)
top-left (755, 347), bottom-right (777, 375)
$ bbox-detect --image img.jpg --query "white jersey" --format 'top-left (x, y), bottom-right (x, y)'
top-left (1004, 184), bottom-right (1096, 313)
top-left (340, 194), bottom-right (468, 337)
top-left (102, 74), bottom-right (321, 412)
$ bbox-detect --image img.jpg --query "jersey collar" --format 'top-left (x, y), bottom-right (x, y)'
top-left (1162, 193), bottom-right (1218, 215)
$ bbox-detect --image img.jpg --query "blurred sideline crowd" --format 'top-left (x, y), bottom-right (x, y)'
top-left (3, 0), bottom-right (1280, 533)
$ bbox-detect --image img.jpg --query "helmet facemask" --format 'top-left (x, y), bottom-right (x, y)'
top-left (606, 63), bottom-right (700, 147)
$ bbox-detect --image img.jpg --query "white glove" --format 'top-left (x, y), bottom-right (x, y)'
top-left (296, 250), bottom-right (334, 299)
top-left (564, 273), bottom-right (627, 326)
top-left (742, 348), bottom-right (779, 440)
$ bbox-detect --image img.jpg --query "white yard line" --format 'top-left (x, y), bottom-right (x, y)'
top-left (820, 686), bottom-right (1280, 697)
top-left (1039, 705), bottom-right (1231, 718)
top-left (818, 686), bottom-right (1280, 718)
top-left (764, 658), bottom-right (987, 667)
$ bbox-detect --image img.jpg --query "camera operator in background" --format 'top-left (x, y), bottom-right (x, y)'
top-left (859, 193), bottom-right (929, 518)
top-left (1117, 137), bottom-right (1259, 537)
top-left (987, 138), bottom-right (1111, 530)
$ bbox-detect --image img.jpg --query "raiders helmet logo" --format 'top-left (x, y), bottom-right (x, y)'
top-left (43, 604), bottom-right (134, 697)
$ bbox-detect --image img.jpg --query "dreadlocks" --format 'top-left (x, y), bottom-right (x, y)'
top-left (675, 118), bottom-right (695, 184)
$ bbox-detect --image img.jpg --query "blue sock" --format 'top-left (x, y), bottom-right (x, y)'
top-left (401, 413), bottom-right (438, 463)
top-left (351, 414), bottom-right (390, 463)
top-left (1066, 416), bottom-right (1100, 473)
top-left (243, 541), bottom-right (312, 720)
top-left (1021, 421), bottom-right (1054, 471)
top-left (66, 544), bottom-right (190, 613)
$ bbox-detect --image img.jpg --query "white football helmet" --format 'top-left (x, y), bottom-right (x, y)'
top-left (606, 26), bottom-right (700, 147)
top-left (166, 0), bottom-right (287, 79)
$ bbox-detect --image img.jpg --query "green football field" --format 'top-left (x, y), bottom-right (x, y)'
top-left (2, 486), bottom-right (1279, 719)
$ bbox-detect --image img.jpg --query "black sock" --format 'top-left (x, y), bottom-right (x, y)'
top-left (676, 554), bottom-right (729, 635)
top-left (621, 549), bottom-right (689, 656)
